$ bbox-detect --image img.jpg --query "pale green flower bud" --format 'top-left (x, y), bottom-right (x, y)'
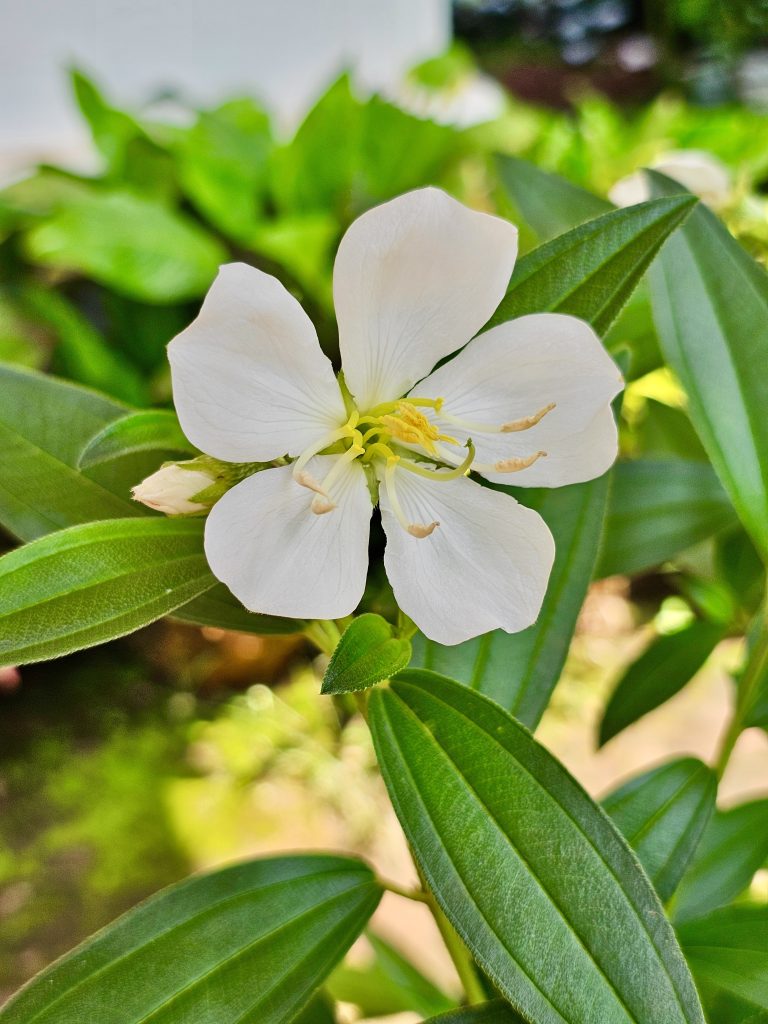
top-left (131, 462), bottom-right (218, 516)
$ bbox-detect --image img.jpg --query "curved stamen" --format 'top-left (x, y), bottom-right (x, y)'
top-left (397, 440), bottom-right (475, 482)
top-left (474, 450), bottom-right (547, 474)
top-left (293, 415), bottom-right (360, 494)
top-left (310, 444), bottom-right (365, 514)
top-left (383, 457), bottom-right (439, 539)
top-left (440, 402), bottom-right (556, 435)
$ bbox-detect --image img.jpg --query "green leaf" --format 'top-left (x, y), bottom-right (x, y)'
top-left (599, 621), bottom-right (727, 744)
top-left (24, 188), bottom-right (226, 303)
top-left (0, 517), bottom-right (215, 666)
top-left (172, 583), bottom-right (301, 636)
top-left (497, 155), bottom-right (611, 242)
top-left (370, 671), bottom-right (704, 1024)
top-left (596, 459), bottom-right (737, 578)
top-left (673, 800), bottom-right (768, 924)
top-left (328, 931), bottom-right (453, 1018)
top-left (412, 476), bottom-right (608, 726)
top-left (0, 854), bottom-right (381, 1024)
top-left (602, 758), bottom-right (717, 902)
top-left (322, 614), bottom-right (412, 695)
top-left (678, 905), bottom-right (768, 1024)
top-left (425, 1003), bottom-right (527, 1023)
top-left (647, 171), bottom-right (768, 562)
top-left (0, 362), bottom-right (143, 541)
top-left (78, 409), bottom-right (195, 468)
top-left (490, 193), bottom-right (697, 334)
top-left (71, 69), bottom-right (145, 173)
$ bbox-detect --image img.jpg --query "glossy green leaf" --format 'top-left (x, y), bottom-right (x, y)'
top-left (489, 193), bottom-right (696, 334)
top-left (425, 1002), bottom-right (527, 1023)
top-left (0, 518), bottom-right (215, 666)
top-left (328, 931), bottom-right (453, 1018)
top-left (412, 476), bottom-right (608, 726)
top-left (673, 800), bottom-right (768, 924)
top-left (24, 188), bottom-right (226, 303)
top-left (294, 993), bottom-right (337, 1024)
top-left (78, 409), bottom-right (194, 468)
top-left (596, 459), bottom-right (737, 578)
top-left (0, 854), bottom-right (381, 1024)
top-left (599, 621), bottom-right (727, 744)
top-left (322, 614), bottom-right (412, 695)
top-left (602, 758), bottom-right (717, 901)
top-left (648, 171), bottom-right (768, 562)
top-left (172, 583), bottom-right (302, 636)
top-left (370, 670), bottom-right (704, 1024)
top-left (678, 905), bottom-right (768, 1024)
top-left (497, 155), bottom-right (611, 241)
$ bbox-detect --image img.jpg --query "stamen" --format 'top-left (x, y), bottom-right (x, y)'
top-left (501, 403), bottom-right (556, 432)
top-left (397, 440), bottom-right (475, 482)
top-left (293, 416), bottom-right (360, 494)
top-left (383, 457), bottom-right (440, 540)
top-left (309, 443), bottom-right (365, 515)
top-left (480, 451), bottom-right (547, 473)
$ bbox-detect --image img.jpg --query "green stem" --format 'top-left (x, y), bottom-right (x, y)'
top-left (715, 609), bottom-right (768, 779)
top-left (426, 890), bottom-right (486, 1005)
top-left (303, 619), bottom-right (342, 656)
top-left (379, 877), bottom-right (431, 903)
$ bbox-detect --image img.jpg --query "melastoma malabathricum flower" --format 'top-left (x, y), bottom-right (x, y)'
top-left (161, 188), bottom-right (623, 645)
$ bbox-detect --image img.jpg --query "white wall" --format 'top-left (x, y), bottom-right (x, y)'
top-left (0, 0), bottom-right (450, 163)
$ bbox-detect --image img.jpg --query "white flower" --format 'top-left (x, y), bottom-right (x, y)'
top-left (391, 72), bottom-right (507, 128)
top-left (168, 188), bottom-right (622, 645)
top-left (132, 464), bottom-right (215, 515)
top-left (609, 150), bottom-right (731, 210)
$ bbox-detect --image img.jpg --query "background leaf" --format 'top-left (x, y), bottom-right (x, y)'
top-left (648, 171), bottom-right (768, 562)
top-left (596, 459), bottom-right (737, 578)
top-left (0, 854), bottom-right (381, 1024)
top-left (602, 758), bottom-right (717, 901)
top-left (370, 671), bottom-right (704, 1024)
top-left (672, 800), bottom-right (768, 924)
top-left (0, 518), bottom-right (215, 666)
top-left (322, 614), bottom-right (412, 695)
top-left (78, 409), bottom-right (195, 468)
top-left (599, 621), bottom-right (728, 745)
top-left (425, 1002), bottom-right (528, 1023)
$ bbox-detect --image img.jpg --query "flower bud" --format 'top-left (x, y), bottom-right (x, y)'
top-left (131, 463), bottom-right (216, 516)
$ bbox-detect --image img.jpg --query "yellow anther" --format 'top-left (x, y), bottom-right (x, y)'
top-left (408, 521), bottom-right (440, 538)
top-left (494, 451), bottom-right (547, 473)
top-left (380, 402), bottom-right (458, 455)
top-left (501, 403), bottom-right (556, 433)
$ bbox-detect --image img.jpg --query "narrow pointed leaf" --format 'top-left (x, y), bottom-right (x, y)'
top-left (172, 583), bottom-right (302, 636)
top-left (412, 476), bottom-right (608, 726)
top-left (0, 518), bottom-right (215, 666)
top-left (647, 171), bottom-right (768, 561)
top-left (673, 800), bottom-right (768, 924)
top-left (78, 409), bottom-right (194, 468)
top-left (322, 613), bottom-right (412, 695)
top-left (370, 671), bottom-right (704, 1024)
top-left (425, 1002), bottom-right (527, 1023)
top-left (489, 193), bottom-right (697, 334)
top-left (599, 621), bottom-right (727, 744)
top-left (0, 854), bottom-right (381, 1024)
top-left (596, 459), bottom-right (737, 578)
top-left (602, 758), bottom-right (717, 902)
top-left (678, 905), bottom-right (768, 1022)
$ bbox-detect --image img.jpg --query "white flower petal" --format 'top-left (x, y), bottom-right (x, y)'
top-left (204, 456), bottom-right (372, 619)
top-left (413, 313), bottom-right (622, 486)
top-left (334, 188), bottom-right (518, 409)
top-left (379, 468), bottom-right (555, 645)
top-left (168, 263), bottom-right (346, 462)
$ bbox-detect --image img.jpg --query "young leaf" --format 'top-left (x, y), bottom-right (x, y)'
top-left (497, 155), bottom-right (611, 242)
top-left (24, 188), bottom-right (226, 303)
top-left (370, 671), bottom-right (704, 1024)
top-left (0, 518), bottom-right (215, 666)
top-left (596, 459), bottom-right (737, 578)
top-left (673, 800), bottom-right (768, 924)
top-left (602, 758), bottom-right (717, 902)
top-left (0, 854), bottom-right (381, 1024)
top-left (425, 1003), bottom-right (528, 1023)
top-left (78, 409), bottom-right (195, 468)
top-left (647, 171), bottom-right (768, 562)
top-left (322, 613), bottom-right (412, 695)
top-left (328, 931), bottom-right (454, 1018)
top-left (412, 475), bottom-right (608, 726)
top-left (678, 905), bottom-right (768, 1022)
top-left (599, 621), bottom-right (727, 745)
top-left (489, 193), bottom-right (697, 334)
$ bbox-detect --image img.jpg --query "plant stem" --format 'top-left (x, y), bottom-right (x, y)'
top-left (426, 889), bottom-right (486, 1005)
top-left (303, 619), bottom-right (342, 656)
top-left (715, 610), bottom-right (768, 779)
top-left (379, 877), bottom-right (431, 903)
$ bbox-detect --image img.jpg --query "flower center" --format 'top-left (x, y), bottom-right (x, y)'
top-left (291, 393), bottom-right (556, 536)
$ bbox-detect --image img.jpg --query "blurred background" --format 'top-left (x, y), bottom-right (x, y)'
top-left (2, 1), bottom-right (768, 1019)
